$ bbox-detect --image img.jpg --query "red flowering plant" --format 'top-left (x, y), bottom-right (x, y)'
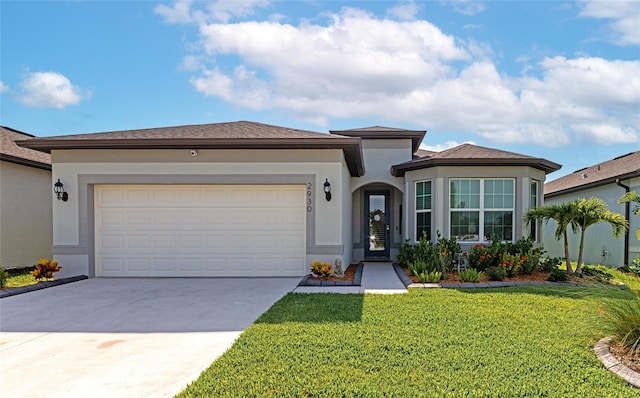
top-left (465, 244), bottom-right (498, 271)
top-left (499, 253), bottom-right (523, 277)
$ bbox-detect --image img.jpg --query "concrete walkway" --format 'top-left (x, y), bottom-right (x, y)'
top-left (293, 262), bottom-right (407, 294)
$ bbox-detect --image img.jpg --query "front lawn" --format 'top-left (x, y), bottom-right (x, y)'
top-left (178, 287), bottom-right (640, 397)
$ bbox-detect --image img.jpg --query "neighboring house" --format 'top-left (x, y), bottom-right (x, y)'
top-left (0, 126), bottom-right (52, 269)
top-left (544, 151), bottom-right (640, 267)
top-left (16, 121), bottom-right (560, 278)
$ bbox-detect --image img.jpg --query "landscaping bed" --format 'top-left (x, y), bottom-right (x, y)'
top-left (298, 263), bottom-right (362, 286)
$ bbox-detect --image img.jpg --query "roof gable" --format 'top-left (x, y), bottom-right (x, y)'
top-left (545, 151), bottom-right (640, 197)
top-left (0, 126), bottom-right (51, 170)
top-left (329, 126), bottom-right (426, 153)
top-left (391, 143), bottom-right (561, 176)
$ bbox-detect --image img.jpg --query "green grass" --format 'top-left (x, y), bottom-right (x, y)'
top-left (177, 287), bottom-right (640, 397)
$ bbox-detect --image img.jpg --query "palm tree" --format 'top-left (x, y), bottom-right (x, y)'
top-left (618, 191), bottom-right (640, 240)
top-left (524, 201), bottom-right (579, 273)
top-left (574, 197), bottom-right (628, 273)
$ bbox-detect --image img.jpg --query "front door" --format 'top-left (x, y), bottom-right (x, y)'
top-left (365, 191), bottom-right (390, 259)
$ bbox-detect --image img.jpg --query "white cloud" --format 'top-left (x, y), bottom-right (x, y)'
top-left (155, 0), bottom-right (269, 24)
top-left (18, 71), bottom-right (91, 109)
top-left (420, 140), bottom-right (476, 152)
top-left (171, 6), bottom-right (640, 148)
top-left (0, 81), bottom-right (9, 93)
top-left (579, 0), bottom-right (640, 45)
top-left (448, 1), bottom-right (486, 16)
top-left (387, 1), bottom-right (421, 21)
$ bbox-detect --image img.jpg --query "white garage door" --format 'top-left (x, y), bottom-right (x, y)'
top-left (95, 185), bottom-right (306, 277)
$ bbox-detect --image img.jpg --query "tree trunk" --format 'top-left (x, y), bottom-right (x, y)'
top-left (576, 228), bottom-right (585, 274)
top-left (564, 231), bottom-right (573, 274)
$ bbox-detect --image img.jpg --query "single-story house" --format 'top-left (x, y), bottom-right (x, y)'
top-left (544, 151), bottom-right (640, 267)
top-left (16, 121), bottom-right (560, 278)
top-left (0, 126), bottom-right (53, 269)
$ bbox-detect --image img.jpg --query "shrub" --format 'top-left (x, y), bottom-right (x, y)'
top-left (466, 244), bottom-right (496, 271)
top-left (0, 266), bottom-right (8, 288)
top-left (499, 253), bottom-right (522, 277)
top-left (31, 258), bottom-right (61, 281)
top-left (397, 239), bottom-right (415, 267)
top-left (540, 257), bottom-right (562, 272)
top-left (310, 261), bottom-right (332, 277)
top-left (602, 293), bottom-right (640, 357)
top-left (436, 231), bottom-right (460, 273)
top-left (415, 271), bottom-right (442, 283)
top-left (486, 266), bottom-right (506, 281)
top-left (459, 268), bottom-right (483, 283)
top-left (582, 265), bottom-right (613, 283)
top-left (547, 268), bottom-right (568, 282)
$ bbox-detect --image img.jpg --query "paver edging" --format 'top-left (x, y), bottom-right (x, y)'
top-left (0, 275), bottom-right (88, 298)
top-left (594, 336), bottom-right (640, 388)
top-left (298, 263), bottom-right (364, 287)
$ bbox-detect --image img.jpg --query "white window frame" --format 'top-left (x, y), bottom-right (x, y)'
top-left (415, 180), bottom-right (432, 242)
top-left (449, 178), bottom-right (515, 242)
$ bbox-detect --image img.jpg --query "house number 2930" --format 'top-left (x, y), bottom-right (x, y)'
top-left (306, 182), bottom-right (312, 212)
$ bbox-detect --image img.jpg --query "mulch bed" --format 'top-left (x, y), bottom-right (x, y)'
top-left (307, 263), bottom-right (357, 282)
top-left (401, 266), bottom-right (591, 284)
top-left (610, 341), bottom-right (640, 373)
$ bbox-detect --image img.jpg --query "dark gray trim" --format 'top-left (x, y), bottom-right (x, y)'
top-left (545, 172), bottom-right (640, 198)
top-left (392, 157), bottom-right (561, 176)
top-left (0, 154), bottom-right (51, 171)
top-left (307, 245), bottom-right (344, 255)
top-left (52, 245), bottom-right (88, 255)
top-left (329, 128), bottom-right (426, 153)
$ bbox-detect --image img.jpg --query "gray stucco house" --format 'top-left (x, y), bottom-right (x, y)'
top-left (17, 121), bottom-right (560, 278)
top-left (0, 126), bottom-right (53, 268)
top-left (544, 151), bottom-right (640, 267)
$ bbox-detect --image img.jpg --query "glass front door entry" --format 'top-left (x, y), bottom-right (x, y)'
top-left (365, 191), bottom-right (390, 258)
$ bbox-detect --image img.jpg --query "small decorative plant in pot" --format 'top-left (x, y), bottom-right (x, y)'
top-left (310, 261), bottom-right (332, 278)
top-left (31, 258), bottom-right (62, 281)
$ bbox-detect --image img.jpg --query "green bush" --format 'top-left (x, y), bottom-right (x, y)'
top-left (582, 265), bottom-right (613, 283)
top-left (547, 268), bottom-right (569, 282)
top-left (602, 293), bottom-right (640, 356)
top-left (486, 266), bottom-right (506, 281)
top-left (415, 270), bottom-right (442, 283)
top-left (397, 239), bottom-right (415, 267)
top-left (459, 268), bottom-right (483, 283)
top-left (0, 266), bottom-right (8, 288)
top-left (540, 257), bottom-right (562, 272)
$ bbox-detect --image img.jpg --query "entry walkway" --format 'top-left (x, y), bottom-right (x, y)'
top-left (293, 262), bottom-right (407, 294)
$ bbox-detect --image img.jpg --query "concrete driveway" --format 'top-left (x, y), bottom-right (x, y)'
top-left (0, 277), bottom-right (299, 397)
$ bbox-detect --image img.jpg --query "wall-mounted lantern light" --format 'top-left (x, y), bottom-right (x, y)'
top-left (54, 179), bottom-right (68, 202)
top-left (323, 178), bottom-right (332, 201)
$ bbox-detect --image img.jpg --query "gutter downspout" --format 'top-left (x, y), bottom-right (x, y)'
top-left (616, 179), bottom-right (630, 266)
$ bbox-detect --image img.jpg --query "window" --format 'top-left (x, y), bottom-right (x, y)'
top-left (530, 180), bottom-right (539, 241)
top-left (450, 179), bottom-right (514, 242)
top-left (415, 181), bottom-right (431, 241)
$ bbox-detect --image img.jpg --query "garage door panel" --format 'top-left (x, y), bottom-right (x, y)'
top-left (95, 185), bottom-right (306, 277)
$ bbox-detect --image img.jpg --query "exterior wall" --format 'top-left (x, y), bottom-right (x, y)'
top-left (403, 165), bottom-right (547, 251)
top-left (350, 139), bottom-right (411, 262)
top-left (0, 161), bottom-right (52, 268)
top-left (51, 148), bottom-right (349, 278)
top-left (544, 177), bottom-right (639, 267)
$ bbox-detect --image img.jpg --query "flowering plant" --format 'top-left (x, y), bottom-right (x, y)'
top-left (310, 261), bottom-right (332, 277)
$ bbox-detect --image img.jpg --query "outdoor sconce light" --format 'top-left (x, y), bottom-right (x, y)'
top-left (323, 178), bottom-right (332, 201)
top-left (54, 179), bottom-right (68, 202)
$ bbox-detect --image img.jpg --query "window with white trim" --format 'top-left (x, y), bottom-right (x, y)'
top-left (450, 179), bottom-right (514, 242)
top-left (530, 180), bottom-right (539, 241)
top-left (415, 181), bottom-right (431, 241)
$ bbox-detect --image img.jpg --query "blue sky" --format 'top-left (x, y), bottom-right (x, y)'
top-left (1, 1), bottom-right (639, 180)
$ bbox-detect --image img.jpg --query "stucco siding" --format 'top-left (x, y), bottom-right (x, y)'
top-left (351, 139), bottom-right (410, 192)
top-left (50, 148), bottom-right (350, 278)
top-left (543, 180), bottom-right (634, 267)
top-left (0, 161), bottom-right (52, 268)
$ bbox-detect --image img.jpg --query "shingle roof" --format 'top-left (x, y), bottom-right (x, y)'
top-left (329, 126), bottom-right (426, 153)
top-left (0, 126), bottom-right (51, 170)
top-left (545, 151), bottom-right (640, 198)
top-left (15, 121), bottom-right (365, 176)
top-left (391, 143), bottom-right (561, 176)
